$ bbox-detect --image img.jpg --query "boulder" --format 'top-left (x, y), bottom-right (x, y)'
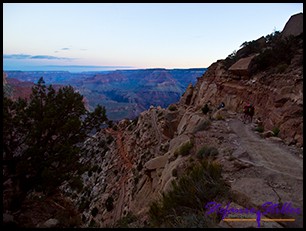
top-left (144, 154), bottom-right (168, 170)
top-left (40, 218), bottom-right (59, 228)
top-left (228, 54), bottom-right (258, 76)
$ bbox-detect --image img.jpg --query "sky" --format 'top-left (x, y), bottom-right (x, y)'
top-left (3, 3), bottom-right (303, 72)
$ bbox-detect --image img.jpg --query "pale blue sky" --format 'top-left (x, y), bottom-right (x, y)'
top-left (3, 3), bottom-right (303, 71)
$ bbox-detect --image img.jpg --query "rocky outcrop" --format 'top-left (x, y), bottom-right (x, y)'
top-left (228, 54), bottom-right (258, 76)
top-left (188, 45), bottom-right (303, 147)
top-left (281, 12), bottom-right (303, 38)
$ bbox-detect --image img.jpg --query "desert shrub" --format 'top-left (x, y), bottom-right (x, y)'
top-left (113, 169), bottom-right (119, 176)
top-left (168, 105), bottom-right (177, 111)
top-left (272, 127), bottom-right (280, 137)
top-left (223, 50), bottom-right (238, 69)
top-left (57, 208), bottom-right (82, 227)
top-left (194, 120), bottom-right (211, 133)
top-left (90, 166), bottom-right (99, 176)
top-left (136, 163), bottom-right (143, 171)
top-left (276, 63), bottom-right (288, 73)
top-left (89, 219), bottom-right (97, 228)
top-left (105, 196), bottom-right (114, 212)
top-left (148, 160), bottom-right (229, 227)
top-left (197, 146), bottom-right (219, 160)
top-left (215, 114), bottom-right (224, 120)
top-left (106, 135), bottom-right (114, 144)
top-left (91, 207), bottom-right (99, 217)
top-left (255, 126), bottom-right (264, 133)
top-left (114, 211), bottom-right (137, 228)
top-left (172, 168), bottom-right (178, 177)
top-left (254, 33), bottom-right (301, 72)
top-left (174, 141), bottom-right (193, 157)
top-left (69, 176), bottom-right (83, 193)
top-left (78, 199), bottom-right (90, 212)
top-left (201, 104), bottom-right (210, 115)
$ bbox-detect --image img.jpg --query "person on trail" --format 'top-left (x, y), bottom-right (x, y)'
top-left (217, 102), bottom-right (225, 110)
top-left (243, 103), bottom-right (255, 123)
top-left (202, 103), bottom-right (210, 115)
top-left (249, 104), bottom-right (255, 123)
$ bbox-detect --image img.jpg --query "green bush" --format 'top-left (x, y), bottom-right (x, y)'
top-left (197, 146), bottom-right (219, 160)
top-left (215, 114), bottom-right (224, 120)
top-left (272, 127), bottom-right (280, 137)
top-left (168, 105), bottom-right (177, 111)
top-left (3, 77), bottom-right (108, 196)
top-left (254, 33), bottom-right (301, 72)
top-left (148, 160), bottom-right (229, 227)
top-left (174, 141), bottom-right (193, 157)
top-left (255, 126), bottom-right (264, 133)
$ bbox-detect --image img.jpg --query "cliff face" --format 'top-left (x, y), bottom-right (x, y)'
top-left (186, 54), bottom-right (303, 147)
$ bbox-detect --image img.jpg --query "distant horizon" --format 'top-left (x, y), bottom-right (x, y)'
top-left (4, 65), bottom-right (207, 73)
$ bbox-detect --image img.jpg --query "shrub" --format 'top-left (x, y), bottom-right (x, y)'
top-left (197, 146), bottom-right (219, 160)
top-left (105, 196), bottom-right (114, 212)
top-left (255, 126), bottom-right (264, 133)
top-left (69, 176), bottom-right (83, 193)
top-left (91, 207), bottom-right (99, 217)
top-left (3, 77), bottom-right (107, 195)
top-left (148, 160), bottom-right (229, 227)
top-left (91, 165), bottom-right (99, 173)
top-left (78, 199), bottom-right (90, 212)
top-left (216, 114), bottom-right (224, 120)
top-left (168, 105), bottom-right (177, 111)
top-left (276, 63), bottom-right (288, 73)
top-left (201, 105), bottom-right (210, 115)
top-left (194, 120), bottom-right (211, 133)
top-left (114, 211), bottom-right (137, 228)
top-left (174, 141), bottom-right (193, 157)
top-left (172, 168), bottom-right (178, 177)
top-left (272, 127), bottom-right (280, 137)
top-left (89, 219), bottom-right (97, 228)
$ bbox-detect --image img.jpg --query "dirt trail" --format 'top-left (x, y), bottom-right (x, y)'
top-left (227, 119), bottom-right (303, 228)
top-left (229, 119), bottom-right (303, 180)
top-left (105, 128), bottom-right (133, 224)
top-left (106, 128), bottom-right (133, 169)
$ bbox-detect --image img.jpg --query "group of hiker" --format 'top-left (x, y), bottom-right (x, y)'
top-left (201, 100), bottom-right (255, 124)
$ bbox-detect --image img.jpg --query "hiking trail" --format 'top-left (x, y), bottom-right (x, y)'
top-left (224, 118), bottom-right (303, 228)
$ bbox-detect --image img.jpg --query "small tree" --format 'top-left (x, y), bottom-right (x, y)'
top-left (3, 77), bottom-right (108, 194)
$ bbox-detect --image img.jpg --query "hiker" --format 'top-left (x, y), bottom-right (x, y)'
top-left (243, 103), bottom-right (255, 123)
top-left (202, 103), bottom-right (210, 115)
top-left (217, 102), bottom-right (225, 110)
